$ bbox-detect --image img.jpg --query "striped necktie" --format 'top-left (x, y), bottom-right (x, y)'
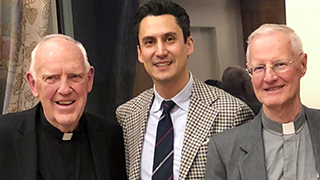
top-left (152, 100), bottom-right (175, 180)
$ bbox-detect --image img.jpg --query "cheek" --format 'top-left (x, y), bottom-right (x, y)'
top-left (75, 83), bottom-right (90, 95)
top-left (38, 85), bottom-right (56, 99)
top-left (251, 78), bottom-right (261, 90)
top-left (139, 49), bottom-right (153, 62)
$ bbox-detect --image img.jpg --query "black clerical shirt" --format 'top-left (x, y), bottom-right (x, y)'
top-left (36, 109), bottom-right (96, 180)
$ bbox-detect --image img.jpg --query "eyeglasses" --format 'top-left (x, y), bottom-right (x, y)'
top-left (246, 59), bottom-right (294, 77)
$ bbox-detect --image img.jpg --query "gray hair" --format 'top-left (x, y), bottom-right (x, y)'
top-left (30, 34), bottom-right (90, 78)
top-left (246, 24), bottom-right (304, 63)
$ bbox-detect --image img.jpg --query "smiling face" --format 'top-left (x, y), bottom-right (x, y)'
top-left (137, 14), bottom-right (194, 91)
top-left (26, 38), bottom-right (94, 132)
top-left (247, 31), bottom-right (307, 109)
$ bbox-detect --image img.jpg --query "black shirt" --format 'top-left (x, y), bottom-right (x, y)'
top-left (36, 109), bottom-right (96, 180)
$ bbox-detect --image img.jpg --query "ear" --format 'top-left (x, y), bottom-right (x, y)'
top-left (87, 66), bottom-right (95, 92)
top-left (300, 53), bottom-right (307, 77)
top-left (137, 45), bottom-right (144, 64)
top-left (246, 62), bottom-right (253, 82)
top-left (186, 36), bottom-right (194, 56)
top-left (26, 71), bottom-right (39, 98)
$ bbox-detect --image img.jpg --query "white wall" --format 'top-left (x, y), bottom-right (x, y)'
top-left (286, 0), bottom-right (320, 108)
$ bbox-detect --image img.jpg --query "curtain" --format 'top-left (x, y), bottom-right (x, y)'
top-left (0, 0), bottom-right (50, 114)
top-left (71, 0), bottom-right (139, 121)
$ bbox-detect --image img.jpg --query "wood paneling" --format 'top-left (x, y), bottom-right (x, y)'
top-left (240, 0), bottom-right (286, 50)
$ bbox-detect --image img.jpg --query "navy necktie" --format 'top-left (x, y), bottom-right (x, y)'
top-left (152, 100), bottom-right (175, 180)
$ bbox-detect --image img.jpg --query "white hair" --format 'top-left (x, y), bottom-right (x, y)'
top-left (30, 34), bottom-right (90, 78)
top-left (246, 24), bottom-right (304, 63)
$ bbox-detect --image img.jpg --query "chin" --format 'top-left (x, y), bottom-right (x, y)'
top-left (56, 115), bottom-right (79, 125)
top-left (263, 100), bottom-right (284, 108)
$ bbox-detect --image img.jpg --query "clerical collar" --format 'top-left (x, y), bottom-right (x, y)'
top-left (39, 107), bottom-right (84, 141)
top-left (262, 107), bottom-right (305, 135)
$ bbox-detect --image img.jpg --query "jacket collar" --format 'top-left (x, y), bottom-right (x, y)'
top-left (126, 89), bottom-right (154, 179)
top-left (14, 104), bottom-right (40, 180)
top-left (238, 112), bottom-right (268, 180)
top-left (178, 77), bottom-right (219, 179)
top-left (84, 114), bottom-right (110, 180)
top-left (303, 105), bottom-right (320, 176)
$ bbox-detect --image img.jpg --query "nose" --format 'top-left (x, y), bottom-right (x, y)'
top-left (155, 42), bottom-right (167, 57)
top-left (263, 66), bottom-right (278, 82)
top-left (57, 78), bottom-right (73, 95)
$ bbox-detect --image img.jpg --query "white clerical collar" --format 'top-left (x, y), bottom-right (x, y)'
top-left (262, 107), bottom-right (306, 135)
top-left (62, 133), bottom-right (73, 141)
top-left (282, 122), bottom-right (295, 135)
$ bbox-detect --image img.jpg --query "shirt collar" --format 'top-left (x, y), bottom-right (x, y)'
top-left (262, 107), bottom-right (306, 135)
top-left (39, 106), bottom-right (84, 141)
top-left (151, 72), bottom-right (193, 113)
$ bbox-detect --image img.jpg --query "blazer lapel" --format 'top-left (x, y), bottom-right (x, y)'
top-left (127, 90), bottom-right (154, 179)
top-left (239, 114), bottom-right (267, 180)
top-left (179, 78), bottom-right (218, 179)
top-left (304, 106), bottom-right (320, 176)
top-left (86, 118), bottom-right (110, 180)
top-left (14, 106), bottom-right (38, 180)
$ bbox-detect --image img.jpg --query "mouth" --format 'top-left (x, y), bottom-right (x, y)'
top-left (56, 101), bottom-right (75, 105)
top-left (264, 85), bottom-right (284, 91)
top-left (154, 61), bottom-right (173, 67)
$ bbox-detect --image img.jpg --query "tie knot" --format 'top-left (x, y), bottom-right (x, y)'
top-left (161, 100), bottom-right (175, 114)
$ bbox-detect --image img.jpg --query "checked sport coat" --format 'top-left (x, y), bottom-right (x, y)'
top-left (116, 76), bottom-right (255, 179)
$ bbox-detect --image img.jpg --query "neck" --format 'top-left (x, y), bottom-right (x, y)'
top-left (263, 101), bottom-right (302, 124)
top-left (154, 72), bottom-right (190, 99)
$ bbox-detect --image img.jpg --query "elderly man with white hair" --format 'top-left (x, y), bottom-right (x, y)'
top-left (0, 34), bottom-right (127, 180)
top-left (205, 24), bottom-right (320, 180)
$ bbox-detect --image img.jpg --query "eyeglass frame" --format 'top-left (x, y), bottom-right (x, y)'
top-left (246, 59), bottom-right (295, 77)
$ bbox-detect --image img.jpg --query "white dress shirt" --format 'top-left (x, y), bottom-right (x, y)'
top-left (140, 74), bottom-right (193, 180)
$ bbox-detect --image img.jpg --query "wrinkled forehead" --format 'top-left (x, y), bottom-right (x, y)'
top-left (249, 32), bottom-right (294, 58)
top-left (37, 38), bottom-right (82, 58)
top-left (35, 39), bottom-right (85, 67)
top-left (38, 37), bottom-right (79, 52)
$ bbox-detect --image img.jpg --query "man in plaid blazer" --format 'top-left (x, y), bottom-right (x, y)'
top-left (116, 0), bottom-right (255, 179)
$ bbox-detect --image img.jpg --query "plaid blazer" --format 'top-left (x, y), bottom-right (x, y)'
top-left (116, 77), bottom-right (255, 179)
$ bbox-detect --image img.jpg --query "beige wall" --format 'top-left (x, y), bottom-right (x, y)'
top-left (286, 0), bottom-right (320, 108)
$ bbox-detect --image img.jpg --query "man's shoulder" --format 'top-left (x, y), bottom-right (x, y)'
top-left (212, 116), bottom-right (258, 144)
top-left (116, 88), bottom-right (153, 115)
top-left (83, 112), bottom-right (124, 140)
top-left (305, 106), bottom-right (320, 125)
top-left (0, 107), bottom-right (36, 126)
top-left (216, 119), bottom-right (252, 135)
top-left (305, 106), bottom-right (320, 116)
top-left (193, 78), bottom-right (239, 99)
top-left (83, 112), bottom-right (119, 128)
top-left (193, 78), bottom-right (252, 108)
top-left (0, 107), bottom-right (37, 140)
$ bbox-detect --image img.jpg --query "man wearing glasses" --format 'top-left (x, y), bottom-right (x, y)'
top-left (204, 24), bottom-right (320, 180)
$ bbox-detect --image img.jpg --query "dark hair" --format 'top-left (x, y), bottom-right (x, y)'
top-left (134, 0), bottom-right (190, 44)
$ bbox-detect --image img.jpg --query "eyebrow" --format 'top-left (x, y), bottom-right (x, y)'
top-left (141, 32), bottom-right (178, 42)
top-left (42, 73), bottom-right (57, 77)
top-left (163, 32), bottom-right (177, 37)
top-left (41, 73), bottom-right (58, 80)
